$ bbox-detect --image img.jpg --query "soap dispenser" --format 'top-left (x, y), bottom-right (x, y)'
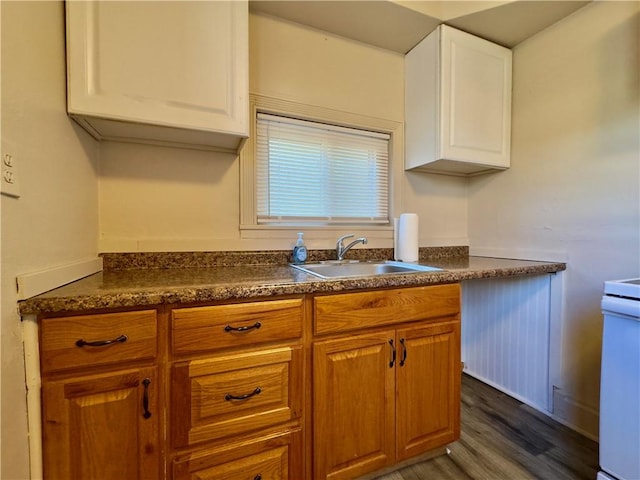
top-left (292, 232), bottom-right (308, 265)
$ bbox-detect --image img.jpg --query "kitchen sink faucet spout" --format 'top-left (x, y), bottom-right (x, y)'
top-left (336, 234), bottom-right (368, 261)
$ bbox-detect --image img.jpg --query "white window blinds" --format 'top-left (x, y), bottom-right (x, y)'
top-left (256, 113), bottom-right (390, 225)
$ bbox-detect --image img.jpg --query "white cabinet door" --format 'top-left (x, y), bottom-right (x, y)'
top-left (405, 25), bottom-right (512, 176)
top-left (66, 1), bottom-right (248, 152)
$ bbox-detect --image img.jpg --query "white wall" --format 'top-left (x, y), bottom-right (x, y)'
top-left (98, 12), bottom-right (469, 252)
top-left (468, 1), bottom-right (639, 437)
top-left (0, 2), bottom-right (100, 478)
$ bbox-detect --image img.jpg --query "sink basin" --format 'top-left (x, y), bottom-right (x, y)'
top-left (290, 260), bottom-right (442, 279)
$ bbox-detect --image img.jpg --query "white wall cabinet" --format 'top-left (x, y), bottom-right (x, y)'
top-left (65, 1), bottom-right (248, 153)
top-left (405, 25), bottom-right (512, 176)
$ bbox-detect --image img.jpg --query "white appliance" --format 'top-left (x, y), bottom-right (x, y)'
top-left (598, 278), bottom-right (640, 480)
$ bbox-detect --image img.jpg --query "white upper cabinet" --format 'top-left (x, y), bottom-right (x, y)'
top-left (405, 25), bottom-right (512, 176)
top-left (66, 1), bottom-right (248, 153)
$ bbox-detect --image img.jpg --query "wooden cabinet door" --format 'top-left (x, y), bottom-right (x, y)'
top-left (42, 367), bottom-right (160, 480)
top-left (396, 320), bottom-right (461, 461)
top-left (313, 331), bottom-right (396, 480)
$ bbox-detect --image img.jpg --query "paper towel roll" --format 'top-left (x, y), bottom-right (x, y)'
top-left (396, 213), bottom-right (419, 262)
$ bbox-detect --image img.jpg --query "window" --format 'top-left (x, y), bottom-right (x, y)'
top-left (239, 94), bottom-right (403, 239)
top-left (256, 113), bottom-right (390, 225)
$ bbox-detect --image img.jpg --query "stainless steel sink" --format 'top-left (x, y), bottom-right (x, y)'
top-left (290, 260), bottom-right (442, 279)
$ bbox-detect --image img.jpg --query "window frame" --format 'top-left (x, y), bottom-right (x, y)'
top-left (239, 94), bottom-right (404, 241)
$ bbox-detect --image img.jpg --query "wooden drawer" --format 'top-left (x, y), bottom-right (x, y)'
top-left (171, 298), bottom-right (303, 357)
top-left (314, 284), bottom-right (460, 335)
top-left (172, 346), bottom-right (303, 448)
top-left (173, 429), bottom-right (302, 480)
top-left (40, 310), bottom-right (157, 374)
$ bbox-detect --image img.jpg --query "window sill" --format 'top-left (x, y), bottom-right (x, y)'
top-left (240, 224), bottom-right (393, 242)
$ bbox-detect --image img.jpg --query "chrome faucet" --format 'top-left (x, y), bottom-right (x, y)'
top-left (336, 234), bottom-right (368, 261)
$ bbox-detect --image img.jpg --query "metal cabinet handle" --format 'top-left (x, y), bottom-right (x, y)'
top-left (224, 387), bottom-right (262, 401)
top-left (75, 334), bottom-right (128, 348)
top-left (389, 339), bottom-right (396, 368)
top-left (224, 322), bottom-right (261, 332)
top-left (254, 475), bottom-right (262, 480)
top-left (400, 338), bottom-right (407, 367)
top-left (142, 378), bottom-right (152, 419)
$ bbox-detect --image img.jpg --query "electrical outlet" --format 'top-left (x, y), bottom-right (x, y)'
top-left (1, 152), bottom-right (21, 198)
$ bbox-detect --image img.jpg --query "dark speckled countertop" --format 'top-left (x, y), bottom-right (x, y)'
top-left (18, 248), bottom-right (565, 316)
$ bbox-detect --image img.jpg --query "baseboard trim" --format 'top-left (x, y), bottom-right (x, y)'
top-left (465, 372), bottom-right (599, 442)
top-left (463, 370), bottom-right (550, 415)
top-left (552, 386), bottom-right (599, 441)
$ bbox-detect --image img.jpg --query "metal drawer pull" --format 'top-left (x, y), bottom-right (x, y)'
top-left (75, 334), bottom-right (128, 348)
top-left (254, 475), bottom-right (262, 480)
top-left (400, 338), bottom-right (407, 366)
top-left (224, 387), bottom-right (262, 401)
top-left (142, 378), bottom-right (152, 419)
top-left (389, 339), bottom-right (396, 368)
top-left (224, 322), bottom-right (261, 332)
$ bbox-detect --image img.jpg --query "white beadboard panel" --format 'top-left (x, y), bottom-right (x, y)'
top-left (462, 274), bottom-right (552, 412)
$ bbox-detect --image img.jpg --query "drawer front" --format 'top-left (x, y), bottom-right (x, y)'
top-left (171, 298), bottom-right (303, 356)
top-left (173, 429), bottom-right (302, 480)
top-left (172, 346), bottom-right (303, 448)
top-left (40, 310), bottom-right (157, 374)
top-left (181, 446), bottom-right (286, 480)
top-left (314, 284), bottom-right (460, 335)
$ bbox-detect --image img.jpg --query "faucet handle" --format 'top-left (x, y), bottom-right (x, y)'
top-left (336, 234), bottom-right (354, 245)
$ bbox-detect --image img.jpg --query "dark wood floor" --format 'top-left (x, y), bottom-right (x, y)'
top-left (376, 374), bottom-right (599, 480)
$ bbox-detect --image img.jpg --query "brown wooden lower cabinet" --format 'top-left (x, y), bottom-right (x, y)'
top-left (42, 366), bottom-right (161, 480)
top-left (169, 297), bottom-right (306, 480)
top-left (40, 310), bottom-right (161, 480)
top-left (39, 285), bottom-right (460, 480)
top-left (313, 285), bottom-right (461, 480)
